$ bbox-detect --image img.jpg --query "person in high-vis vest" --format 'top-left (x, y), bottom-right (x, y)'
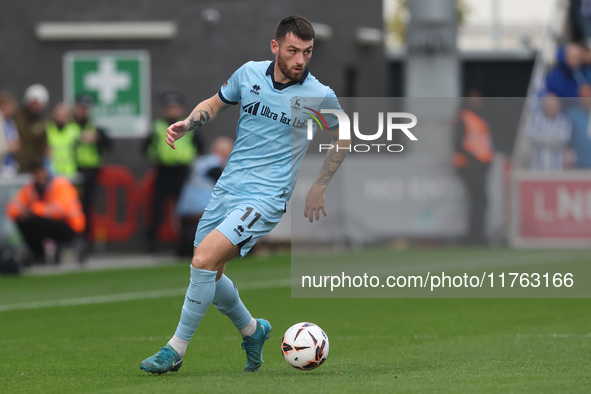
top-left (70, 95), bottom-right (112, 251)
top-left (453, 91), bottom-right (495, 245)
top-left (143, 93), bottom-right (203, 251)
top-left (6, 162), bottom-right (86, 264)
top-left (46, 103), bottom-right (79, 179)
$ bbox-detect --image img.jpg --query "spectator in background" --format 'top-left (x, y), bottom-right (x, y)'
top-left (571, 0), bottom-right (591, 41)
top-left (545, 43), bottom-right (587, 98)
top-left (175, 136), bottom-right (234, 257)
top-left (566, 85), bottom-right (591, 168)
top-left (143, 92), bottom-right (203, 252)
top-left (6, 162), bottom-right (85, 264)
top-left (526, 95), bottom-right (573, 171)
top-left (14, 84), bottom-right (49, 173)
top-left (581, 45), bottom-right (591, 78)
top-left (453, 90), bottom-right (495, 245)
top-left (70, 94), bottom-right (112, 253)
top-left (0, 90), bottom-right (20, 175)
top-left (46, 102), bottom-right (78, 179)
top-left (577, 45), bottom-right (591, 86)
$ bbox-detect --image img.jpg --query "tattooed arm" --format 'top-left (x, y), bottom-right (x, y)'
top-left (304, 126), bottom-right (349, 223)
top-left (165, 94), bottom-right (228, 150)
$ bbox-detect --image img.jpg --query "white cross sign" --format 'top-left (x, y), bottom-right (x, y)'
top-left (63, 51), bottom-right (151, 137)
top-left (84, 58), bottom-right (131, 105)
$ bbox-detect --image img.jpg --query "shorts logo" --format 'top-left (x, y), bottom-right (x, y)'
top-left (234, 225), bottom-right (245, 237)
top-left (250, 84), bottom-right (261, 95)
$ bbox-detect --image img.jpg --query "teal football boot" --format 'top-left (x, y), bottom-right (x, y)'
top-left (241, 318), bottom-right (272, 372)
top-left (140, 344), bottom-right (183, 374)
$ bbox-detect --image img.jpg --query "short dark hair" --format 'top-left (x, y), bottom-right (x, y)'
top-left (275, 15), bottom-right (315, 41)
top-left (159, 92), bottom-right (185, 107)
top-left (75, 94), bottom-right (94, 107)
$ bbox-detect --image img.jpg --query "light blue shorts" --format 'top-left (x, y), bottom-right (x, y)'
top-left (193, 187), bottom-right (285, 257)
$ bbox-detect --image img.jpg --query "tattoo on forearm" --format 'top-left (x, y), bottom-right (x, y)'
top-left (328, 155), bottom-right (344, 171)
top-left (188, 109), bottom-right (211, 131)
top-left (315, 177), bottom-right (330, 186)
top-left (315, 148), bottom-right (347, 186)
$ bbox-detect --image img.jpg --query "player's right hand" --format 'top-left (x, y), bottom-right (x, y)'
top-left (304, 184), bottom-right (328, 223)
top-left (166, 120), bottom-right (189, 149)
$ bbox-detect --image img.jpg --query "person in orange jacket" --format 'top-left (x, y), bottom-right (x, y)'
top-left (453, 90), bottom-right (495, 245)
top-left (6, 162), bottom-right (86, 264)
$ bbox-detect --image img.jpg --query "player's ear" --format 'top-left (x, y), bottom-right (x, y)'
top-left (270, 39), bottom-right (279, 55)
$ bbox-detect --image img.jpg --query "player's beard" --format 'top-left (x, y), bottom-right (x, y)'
top-left (277, 52), bottom-right (305, 82)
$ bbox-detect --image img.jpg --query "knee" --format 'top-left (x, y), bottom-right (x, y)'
top-left (191, 253), bottom-right (208, 270)
top-left (191, 251), bottom-right (219, 271)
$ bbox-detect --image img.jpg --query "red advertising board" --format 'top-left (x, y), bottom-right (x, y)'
top-left (513, 171), bottom-right (591, 247)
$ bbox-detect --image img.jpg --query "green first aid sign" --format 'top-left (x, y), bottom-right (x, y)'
top-left (64, 51), bottom-right (151, 137)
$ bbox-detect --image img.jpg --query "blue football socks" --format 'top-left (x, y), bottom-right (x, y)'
top-left (212, 274), bottom-right (253, 332)
top-left (174, 266), bottom-right (217, 341)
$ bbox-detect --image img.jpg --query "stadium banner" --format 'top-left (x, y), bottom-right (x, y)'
top-left (63, 50), bottom-right (151, 137)
top-left (290, 98), bottom-right (589, 298)
top-left (511, 170), bottom-right (591, 248)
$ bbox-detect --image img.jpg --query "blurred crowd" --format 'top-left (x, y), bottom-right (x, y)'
top-left (0, 83), bottom-right (113, 265)
top-left (0, 84), bottom-right (233, 266)
top-left (525, 1), bottom-right (591, 171)
top-left (0, 85), bottom-right (111, 179)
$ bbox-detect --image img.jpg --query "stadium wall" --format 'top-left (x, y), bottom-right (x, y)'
top-left (0, 0), bottom-right (386, 124)
top-left (0, 0), bottom-right (386, 252)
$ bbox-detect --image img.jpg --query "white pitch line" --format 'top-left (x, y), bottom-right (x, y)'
top-left (0, 278), bottom-right (291, 313)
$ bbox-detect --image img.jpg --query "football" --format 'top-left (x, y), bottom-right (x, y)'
top-left (281, 322), bottom-right (329, 370)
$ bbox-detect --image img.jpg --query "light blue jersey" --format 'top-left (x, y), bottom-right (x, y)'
top-left (217, 60), bottom-right (340, 209)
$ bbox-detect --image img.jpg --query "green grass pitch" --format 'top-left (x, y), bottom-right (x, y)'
top-left (1, 248), bottom-right (589, 393)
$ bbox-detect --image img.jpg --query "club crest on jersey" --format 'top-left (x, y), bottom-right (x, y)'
top-left (291, 97), bottom-right (304, 112)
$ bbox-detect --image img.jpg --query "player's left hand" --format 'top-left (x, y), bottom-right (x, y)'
top-left (304, 184), bottom-right (327, 223)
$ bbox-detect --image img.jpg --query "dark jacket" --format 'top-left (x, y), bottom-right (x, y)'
top-left (545, 46), bottom-right (584, 97)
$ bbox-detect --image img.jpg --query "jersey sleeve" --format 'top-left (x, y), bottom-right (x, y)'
top-left (218, 63), bottom-right (248, 105)
top-left (322, 88), bottom-right (342, 129)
